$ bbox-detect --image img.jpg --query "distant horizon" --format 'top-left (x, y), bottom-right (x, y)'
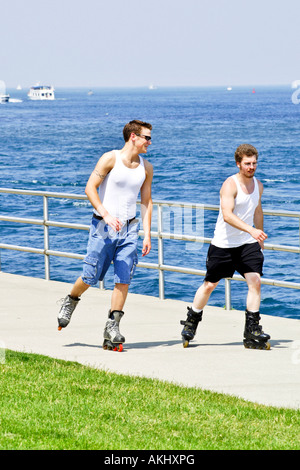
top-left (5, 82), bottom-right (296, 91)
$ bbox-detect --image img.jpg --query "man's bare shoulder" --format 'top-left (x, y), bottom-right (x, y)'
top-left (220, 176), bottom-right (237, 196)
top-left (142, 158), bottom-right (153, 178)
top-left (256, 178), bottom-right (264, 194)
top-left (143, 158), bottom-right (153, 171)
top-left (98, 150), bottom-right (116, 164)
top-left (95, 150), bottom-right (116, 169)
top-left (92, 151), bottom-right (116, 181)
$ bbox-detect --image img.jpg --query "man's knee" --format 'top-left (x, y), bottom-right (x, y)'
top-left (245, 273), bottom-right (261, 290)
top-left (203, 281), bottom-right (218, 294)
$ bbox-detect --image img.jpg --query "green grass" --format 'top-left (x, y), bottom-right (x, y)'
top-left (0, 350), bottom-right (299, 450)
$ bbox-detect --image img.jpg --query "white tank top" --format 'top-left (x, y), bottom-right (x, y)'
top-left (211, 174), bottom-right (260, 248)
top-left (95, 150), bottom-right (146, 222)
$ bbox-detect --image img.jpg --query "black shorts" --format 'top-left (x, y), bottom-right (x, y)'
top-left (205, 242), bottom-right (264, 283)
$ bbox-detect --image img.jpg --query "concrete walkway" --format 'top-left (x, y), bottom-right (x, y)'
top-left (1, 272), bottom-right (299, 409)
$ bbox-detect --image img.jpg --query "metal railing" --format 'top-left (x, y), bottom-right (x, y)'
top-left (1, 187), bottom-right (300, 310)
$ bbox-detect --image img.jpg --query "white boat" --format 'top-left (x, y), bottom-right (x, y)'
top-left (0, 80), bottom-right (10, 102)
top-left (0, 94), bottom-right (10, 103)
top-left (28, 85), bottom-right (55, 100)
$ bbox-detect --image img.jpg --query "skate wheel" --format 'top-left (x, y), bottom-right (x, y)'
top-left (182, 339), bottom-right (189, 348)
top-left (58, 326), bottom-right (62, 331)
top-left (244, 339), bottom-right (271, 350)
top-left (103, 340), bottom-right (123, 351)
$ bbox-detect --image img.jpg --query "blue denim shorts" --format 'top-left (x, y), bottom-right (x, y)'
top-left (81, 216), bottom-right (140, 286)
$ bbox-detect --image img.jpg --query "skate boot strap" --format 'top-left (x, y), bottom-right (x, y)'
top-left (69, 295), bottom-right (80, 301)
top-left (108, 309), bottom-right (125, 321)
top-left (187, 308), bottom-right (203, 320)
top-left (180, 320), bottom-right (195, 326)
top-left (181, 320), bottom-right (198, 329)
top-left (245, 309), bottom-right (261, 320)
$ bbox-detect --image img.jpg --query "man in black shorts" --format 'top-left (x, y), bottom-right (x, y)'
top-left (180, 144), bottom-right (271, 350)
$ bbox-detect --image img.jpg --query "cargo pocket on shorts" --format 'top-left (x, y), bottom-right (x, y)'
top-left (83, 255), bottom-right (98, 284)
top-left (129, 253), bottom-right (138, 282)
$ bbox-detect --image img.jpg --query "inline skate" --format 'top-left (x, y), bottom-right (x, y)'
top-left (103, 309), bottom-right (125, 352)
top-left (180, 306), bottom-right (203, 348)
top-left (243, 310), bottom-right (271, 350)
top-left (57, 295), bottom-right (80, 330)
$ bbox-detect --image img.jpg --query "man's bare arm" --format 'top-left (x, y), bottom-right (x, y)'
top-left (221, 177), bottom-right (267, 243)
top-left (140, 159), bottom-right (153, 256)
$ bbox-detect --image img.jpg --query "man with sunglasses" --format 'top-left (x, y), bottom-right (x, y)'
top-left (57, 120), bottom-right (153, 351)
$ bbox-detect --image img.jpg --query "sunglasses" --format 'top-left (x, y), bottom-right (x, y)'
top-left (135, 133), bottom-right (152, 141)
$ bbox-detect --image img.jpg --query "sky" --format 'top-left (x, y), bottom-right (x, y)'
top-left (1, 0), bottom-right (300, 89)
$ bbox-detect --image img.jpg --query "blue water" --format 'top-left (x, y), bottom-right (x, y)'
top-left (1, 86), bottom-right (299, 319)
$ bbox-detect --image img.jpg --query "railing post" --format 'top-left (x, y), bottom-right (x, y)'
top-left (43, 195), bottom-right (50, 280)
top-left (157, 204), bottom-right (165, 300)
top-left (225, 278), bottom-right (232, 310)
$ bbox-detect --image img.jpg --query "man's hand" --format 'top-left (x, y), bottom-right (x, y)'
top-left (250, 227), bottom-right (268, 243)
top-left (103, 214), bottom-right (122, 232)
top-left (142, 236), bottom-right (151, 256)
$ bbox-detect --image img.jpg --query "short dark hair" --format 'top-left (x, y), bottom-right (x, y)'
top-left (123, 120), bottom-right (152, 142)
top-left (235, 144), bottom-right (258, 164)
